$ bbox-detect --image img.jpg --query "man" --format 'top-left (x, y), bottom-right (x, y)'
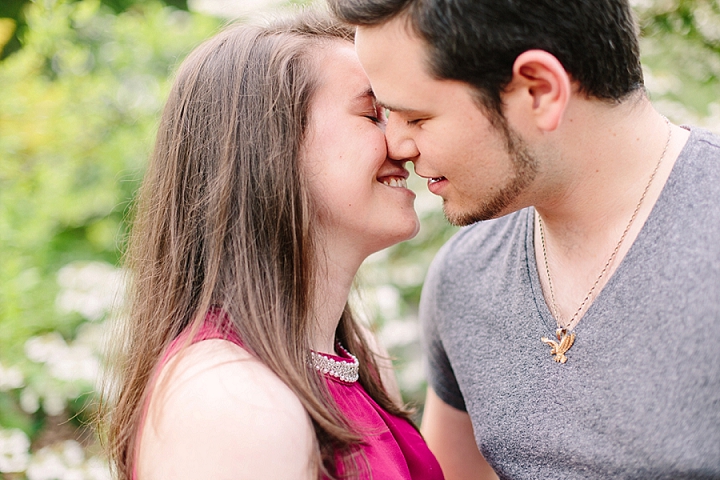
top-left (329, 0), bottom-right (720, 478)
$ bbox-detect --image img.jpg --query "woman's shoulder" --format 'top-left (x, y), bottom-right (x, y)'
top-left (152, 339), bottom-right (307, 418)
top-left (137, 339), bottom-right (315, 479)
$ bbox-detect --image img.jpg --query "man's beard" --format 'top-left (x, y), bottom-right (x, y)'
top-left (445, 121), bottom-right (538, 227)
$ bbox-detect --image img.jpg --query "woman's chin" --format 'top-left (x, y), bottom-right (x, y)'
top-left (401, 217), bottom-right (421, 242)
top-left (371, 219), bottom-right (421, 252)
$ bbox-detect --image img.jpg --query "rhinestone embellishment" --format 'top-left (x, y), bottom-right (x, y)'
top-left (310, 344), bottom-right (359, 383)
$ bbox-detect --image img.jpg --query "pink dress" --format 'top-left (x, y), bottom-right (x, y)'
top-left (134, 315), bottom-right (445, 480)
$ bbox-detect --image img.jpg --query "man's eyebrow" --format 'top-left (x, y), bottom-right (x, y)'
top-left (376, 100), bottom-right (423, 115)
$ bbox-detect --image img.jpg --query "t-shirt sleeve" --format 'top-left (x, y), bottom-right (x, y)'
top-left (420, 250), bottom-right (467, 412)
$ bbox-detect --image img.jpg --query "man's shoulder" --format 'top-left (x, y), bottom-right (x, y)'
top-left (424, 209), bottom-right (531, 292)
top-left (668, 126), bottom-right (720, 199)
top-left (682, 125), bottom-right (720, 165)
top-left (434, 209), bottom-right (530, 267)
top-left (686, 125), bottom-right (720, 147)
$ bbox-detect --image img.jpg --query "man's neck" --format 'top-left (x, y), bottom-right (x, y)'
top-left (535, 97), bottom-right (683, 245)
top-left (532, 98), bottom-right (689, 326)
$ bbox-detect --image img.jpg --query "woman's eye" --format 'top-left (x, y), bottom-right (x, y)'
top-left (369, 105), bottom-right (389, 124)
top-left (362, 104), bottom-right (388, 125)
top-left (378, 106), bottom-right (390, 121)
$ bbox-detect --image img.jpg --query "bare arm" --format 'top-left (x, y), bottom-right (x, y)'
top-left (422, 387), bottom-right (499, 480)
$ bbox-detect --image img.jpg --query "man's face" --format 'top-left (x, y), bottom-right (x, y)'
top-left (355, 17), bottom-right (538, 225)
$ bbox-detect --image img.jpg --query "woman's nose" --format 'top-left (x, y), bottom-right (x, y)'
top-left (385, 112), bottom-right (420, 162)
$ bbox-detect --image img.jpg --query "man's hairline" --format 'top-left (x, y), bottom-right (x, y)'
top-left (354, 8), bottom-right (509, 126)
top-left (354, 13), bottom-right (442, 107)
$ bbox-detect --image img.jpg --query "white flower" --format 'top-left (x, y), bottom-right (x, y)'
top-left (48, 344), bottom-right (99, 383)
top-left (390, 264), bottom-right (426, 288)
top-left (0, 361), bottom-right (24, 391)
top-left (25, 441), bottom-right (112, 480)
top-left (379, 319), bottom-right (420, 349)
top-left (43, 392), bottom-right (66, 416)
top-left (26, 441), bottom-right (85, 480)
top-left (398, 357), bottom-right (425, 393)
top-left (25, 332), bottom-right (68, 364)
top-left (63, 469), bottom-right (85, 480)
top-left (20, 387), bottom-right (40, 414)
top-left (374, 285), bottom-right (400, 320)
top-left (56, 262), bottom-right (125, 321)
top-left (85, 457), bottom-right (112, 480)
top-left (0, 428), bottom-right (30, 473)
top-left (26, 446), bottom-right (66, 480)
top-left (60, 441), bottom-right (85, 468)
top-left (188, 0), bottom-right (287, 20)
top-left (25, 331), bottom-right (101, 384)
top-left (73, 322), bottom-right (109, 352)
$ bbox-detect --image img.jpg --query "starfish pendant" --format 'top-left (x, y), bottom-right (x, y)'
top-left (541, 328), bottom-right (575, 364)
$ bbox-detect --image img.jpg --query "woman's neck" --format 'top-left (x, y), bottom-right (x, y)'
top-left (309, 248), bottom-right (362, 354)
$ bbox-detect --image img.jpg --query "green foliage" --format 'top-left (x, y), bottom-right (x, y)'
top-left (0, 0), bottom-right (218, 356)
top-left (0, 0), bottom-right (26, 59)
top-left (0, 0), bottom-right (190, 60)
top-left (0, 0), bottom-right (219, 474)
top-left (638, 0), bottom-right (720, 124)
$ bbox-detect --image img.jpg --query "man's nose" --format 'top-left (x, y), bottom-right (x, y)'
top-left (385, 112), bottom-right (420, 162)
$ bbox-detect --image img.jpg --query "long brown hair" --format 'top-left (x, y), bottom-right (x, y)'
top-left (102, 10), bottom-right (413, 480)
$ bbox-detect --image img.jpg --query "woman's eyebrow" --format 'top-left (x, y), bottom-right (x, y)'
top-left (350, 87), bottom-right (379, 110)
top-left (353, 87), bottom-right (376, 102)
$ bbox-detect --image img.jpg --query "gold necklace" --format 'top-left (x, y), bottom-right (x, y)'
top-left (538, 117), bottom-right (672, 364)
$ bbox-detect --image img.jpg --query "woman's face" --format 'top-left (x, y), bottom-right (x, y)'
top-left (302, 41), bottom-right (420, 260)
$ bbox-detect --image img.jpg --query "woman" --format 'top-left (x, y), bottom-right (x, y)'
top-left (103, 9), bottom-right (444, 480)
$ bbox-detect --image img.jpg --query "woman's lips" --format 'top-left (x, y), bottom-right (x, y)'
top-left (379, 175), bottom-right (408, 188)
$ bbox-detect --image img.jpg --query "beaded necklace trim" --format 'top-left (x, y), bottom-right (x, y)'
top-left (310, 343), bottom-right (359, 383)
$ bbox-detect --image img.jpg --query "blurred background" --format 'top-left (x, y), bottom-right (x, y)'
top-left (1, 0), bottom-right (719, 477)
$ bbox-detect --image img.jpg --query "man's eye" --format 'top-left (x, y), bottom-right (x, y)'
top-left (365, 115), bottom-right (381, 123)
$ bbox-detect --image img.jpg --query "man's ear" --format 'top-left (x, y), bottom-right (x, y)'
top-left (506, 50), bottom-right (571, 132)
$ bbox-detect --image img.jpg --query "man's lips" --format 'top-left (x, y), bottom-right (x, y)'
top-left (426, 176), bottom-right (447, 195)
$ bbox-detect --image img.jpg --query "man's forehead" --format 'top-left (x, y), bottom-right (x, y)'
top-left (354, 22), bottom-right (438, 113)
top-left (356, 24), bottom-right (430, 82)
top-left (355, 15), bottom-right (426, 54)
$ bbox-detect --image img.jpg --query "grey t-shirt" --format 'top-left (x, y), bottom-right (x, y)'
top-left (421, 127), bottom-right (720, 479)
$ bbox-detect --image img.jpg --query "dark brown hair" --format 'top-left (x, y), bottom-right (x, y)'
top-left (102, 10), bottom-right (412, 479)
top-left (329, 0), bottom-right (644, 117)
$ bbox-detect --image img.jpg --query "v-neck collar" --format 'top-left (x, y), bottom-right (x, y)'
top-left (524, 126), bottom-right (695, 339)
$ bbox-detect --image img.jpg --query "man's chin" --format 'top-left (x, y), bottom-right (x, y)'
top-left (442, 202), bottom-right (497, 227)
top-left (442, 180), bottom-right (532, 226)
